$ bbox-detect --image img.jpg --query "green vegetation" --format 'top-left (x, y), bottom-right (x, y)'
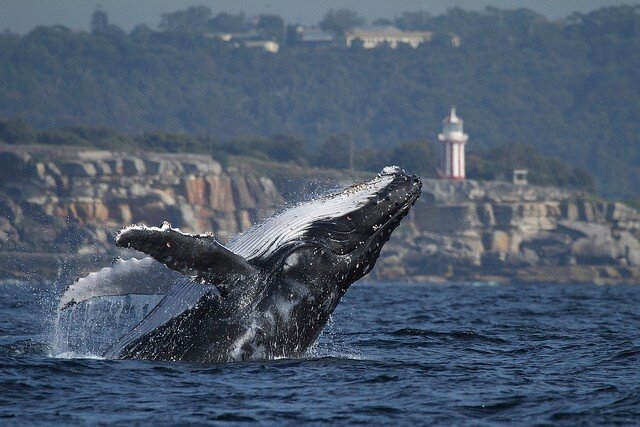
top-left (624, 199), bottom-right (640, 211)
top-left (466, 142), bottom-right (595, 192)
top-left (0, 6), bottom-right (638, 197)
top-left (0, 118), bottom-right (595, 192)
top-left (320, 9), bottom-right (365, 36)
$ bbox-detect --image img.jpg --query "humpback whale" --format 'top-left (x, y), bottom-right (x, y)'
top-left (59, 166), bottom-right (422, 363)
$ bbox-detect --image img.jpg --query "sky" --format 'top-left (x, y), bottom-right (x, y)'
top-left (0, 0), bottom-right (638, 34)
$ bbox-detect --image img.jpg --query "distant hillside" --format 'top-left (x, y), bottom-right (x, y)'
top-left (0, 6), bottom-right (638, 198)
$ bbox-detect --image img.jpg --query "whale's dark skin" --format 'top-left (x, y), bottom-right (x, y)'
top-left (67, 167), bottom-right (421, 363)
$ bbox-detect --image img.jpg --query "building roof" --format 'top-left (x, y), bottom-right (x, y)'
top-left (243, 40), bottom-right (280, 53)
top-left (349, 26), bottom-right (432, 39)
top-left (351, 25), bottom-right (401, 35)
top-left (443, 107), bottom-right (462, 124)
top-left (300, 27), bottom-right (334, 43)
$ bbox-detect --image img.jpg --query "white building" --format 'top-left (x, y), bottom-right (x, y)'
top-left (345, 26), bottom-right (433, 49)
top-left (438, 107), bottom-right (468, 180)
top-left (243, 40), bottom-right (280, 53)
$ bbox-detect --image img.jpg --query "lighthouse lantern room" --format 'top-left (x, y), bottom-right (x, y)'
top-left (438, 107), bottom-right (468, 180)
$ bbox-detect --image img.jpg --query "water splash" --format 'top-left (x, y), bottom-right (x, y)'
top-left (307, 314), bottom-right (366, 361)
top-left (49, 295), bottom-right (162, 359)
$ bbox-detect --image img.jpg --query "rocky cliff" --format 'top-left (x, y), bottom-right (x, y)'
top-left (0, 145), bottom-right (281, 279)
top-left (1, 145), bottom-right (639, 284)
top-left (374, 179), bottom-right (640, 284)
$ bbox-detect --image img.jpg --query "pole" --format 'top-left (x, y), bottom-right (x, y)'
top-left (349, 136), bottom-right (354, 170)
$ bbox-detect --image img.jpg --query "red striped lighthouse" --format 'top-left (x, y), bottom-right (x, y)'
top-left (438, 107), bottom-right (468, 180)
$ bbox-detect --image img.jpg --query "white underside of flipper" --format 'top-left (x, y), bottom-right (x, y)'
top-left (58, 257), bottom-right (182, 309)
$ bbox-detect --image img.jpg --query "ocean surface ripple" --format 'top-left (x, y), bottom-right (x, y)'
top-left (1, 281), bottom-right (639, 425)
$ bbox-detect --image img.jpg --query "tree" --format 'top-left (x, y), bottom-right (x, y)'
top-left (319, 9), bottom-right (365, 37)
top-left (222, 134), bottom-right (307, 163)
top-left (256, 15), bottom-right (285, 41)
top-left (221, 137), bottom-right (267, 158)
top-left (129, 24), bottom-right (154, 41)
top-left (372, 18), bottom-right (394, 27)
top-left (568, 167), bottom-right (596, 193)
top-left (354, 147), bottom-right (384, 172)
top-left (466, 142), bottom-right (596, 192)
top-left (0, 119), bottom-right (35, 145)
top-left (90, 8), bottom-right (125, 36)
top-left (285, 24), bottom-right (303, 47)
top-left (159, 6), bottom-right (212, 33)
top-left (264, 134), bottom-right (307, 163)
top-left (394, 11), bottom-right (430, 30)
top-left (91, 9), bottom-right (109, 34)
top-left (208, 12), bottom-right (252, 33)
top-left (313, 134), bottom-right (351, 169)
top-left (386, 140), bottom-right (438, 177)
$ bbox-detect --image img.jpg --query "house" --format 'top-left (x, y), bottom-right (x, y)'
top-left (213, 30), bottom-right (280, 53)
top-left (295, 26), bottom-right (335, 48)
top-left (243, 40), bottom-right (280, 53)
top-left (345, 26), bottom-right (433, 49)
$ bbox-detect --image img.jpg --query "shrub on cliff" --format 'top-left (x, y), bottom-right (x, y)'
top-left (467, 142), bottom-right (595, 192)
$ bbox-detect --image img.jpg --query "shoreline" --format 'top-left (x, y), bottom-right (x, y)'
top-left (2, 251), bottom-right (639, 286)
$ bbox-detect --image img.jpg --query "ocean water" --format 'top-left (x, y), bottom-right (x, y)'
top-left (1, 280), bottom-right (639, 425)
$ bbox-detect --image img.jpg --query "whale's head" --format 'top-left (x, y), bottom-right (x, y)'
top-left (229, 166), bottom-right (422, 290)
top-left (308, 166), bottom-right (422, 285)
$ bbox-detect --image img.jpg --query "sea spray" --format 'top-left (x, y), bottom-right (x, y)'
top-left (50, 295), bottom-right (162, 359)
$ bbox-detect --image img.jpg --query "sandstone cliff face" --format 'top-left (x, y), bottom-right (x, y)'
top-left (0, 146), bottom-right (281, 274)
top-left (374, 179), bottom-right (640, 284)
top-left (2, 146), bottom-right (639, 284)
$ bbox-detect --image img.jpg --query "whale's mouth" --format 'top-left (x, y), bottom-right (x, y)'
top-left (313, 168), bottom-right (422, 257)
top-left (314, 169), bottom-right (422, 282)
top-left (360, 176), bottom-right (421, 249)
top-left (379, 184), bottom-right (421, 229)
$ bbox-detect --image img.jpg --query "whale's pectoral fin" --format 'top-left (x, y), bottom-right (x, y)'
top-left (59, 257), bottom-right (181, 310)
top-left (116, 224), bottom-right (256, 294)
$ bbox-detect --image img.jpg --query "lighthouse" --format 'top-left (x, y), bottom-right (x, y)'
top-left (438, 107), bottom-right (468, 180)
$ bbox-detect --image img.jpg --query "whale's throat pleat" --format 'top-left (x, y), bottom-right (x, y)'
top-left (116, 226), bottom-right (257, 297)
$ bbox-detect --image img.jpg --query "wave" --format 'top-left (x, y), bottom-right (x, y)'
top-left (389, 327), bottom-right (509, 344)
